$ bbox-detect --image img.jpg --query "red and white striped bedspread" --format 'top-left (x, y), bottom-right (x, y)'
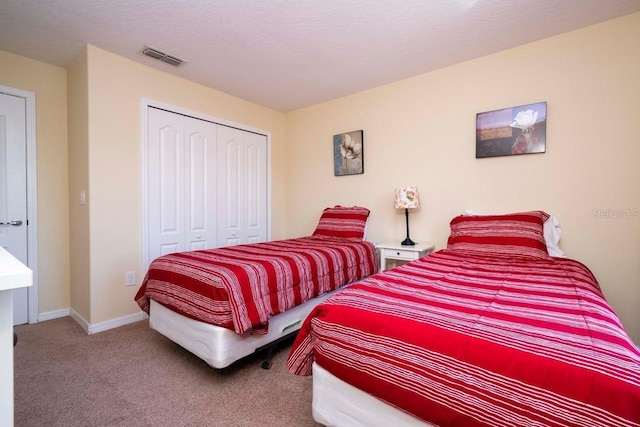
top-left (287, 250), bottom-right (640, 426)
top-left (135, 236), bottom-right (377, 335)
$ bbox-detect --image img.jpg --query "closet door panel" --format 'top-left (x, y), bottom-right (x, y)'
top-left (185, 118), bottom-right (217, 251)
top-left (217, 127), bottom-right (242, 247)
top-left (148, 108), bottom-right (185, 262)
top-left (217, 125), bottom-right (267, 247)
top-left (245, 133), bottom-right (268, 244)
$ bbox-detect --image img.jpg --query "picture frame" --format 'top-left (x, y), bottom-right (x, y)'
top-left (333, 130), bottom-right (364, 176)
top-left (476, 102), bottom-right (547, 158)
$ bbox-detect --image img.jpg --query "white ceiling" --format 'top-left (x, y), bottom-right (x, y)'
top-left (1, 0), bottom-right (639, 112)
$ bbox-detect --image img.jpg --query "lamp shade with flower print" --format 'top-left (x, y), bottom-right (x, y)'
top-left (394, 187), bottom-right (421, 210)
top-left (394, 187), bottom-right (420, 246)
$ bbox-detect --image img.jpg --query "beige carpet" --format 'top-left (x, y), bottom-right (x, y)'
top-left (13, 317), bottom-right (321, 426)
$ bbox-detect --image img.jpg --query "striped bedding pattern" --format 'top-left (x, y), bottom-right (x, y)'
top-left (287, 250), bottom-right (640, 426)
top-left (135, 236), bottom-right (377, 335)
top-left (447, 211), bottom-right (551, 260)
top-left (312, 205), bottom-right (370, 241)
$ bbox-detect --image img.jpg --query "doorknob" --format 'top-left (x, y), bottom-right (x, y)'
top-left (0, 219), bottom-right (23, 226)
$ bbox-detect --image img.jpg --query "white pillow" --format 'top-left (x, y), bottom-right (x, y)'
top-left (543, 215), bottom-right (564, 257)
top-left (464, 209), bottom-right (564, 257)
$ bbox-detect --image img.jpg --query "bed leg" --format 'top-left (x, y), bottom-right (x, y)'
top-left (255, 330), bottom-right (298, 370)
top-left (261, 346), bottom-right (274, 369)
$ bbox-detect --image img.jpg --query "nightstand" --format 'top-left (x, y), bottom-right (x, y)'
top-left (377, 242), bottom-right (435, 271)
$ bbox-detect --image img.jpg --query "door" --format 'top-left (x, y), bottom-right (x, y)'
top-left (147, 107), bottom-right (217, 263)
top-left (144, 103), bottom-right (269, 268)
top-left (0, 92), bottom-right (28, 325)
top-left (217, 125), bottom-right (268, 247)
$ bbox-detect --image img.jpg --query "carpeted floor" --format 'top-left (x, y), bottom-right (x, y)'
top-left (13, 317), bottom-right (321, 426)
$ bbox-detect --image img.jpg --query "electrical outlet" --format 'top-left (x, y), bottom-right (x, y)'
top-left (125, 271), bottom-right (136, 286)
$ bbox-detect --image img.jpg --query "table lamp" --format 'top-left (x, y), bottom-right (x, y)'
top-left (394, 186), bottom-right (420, 246)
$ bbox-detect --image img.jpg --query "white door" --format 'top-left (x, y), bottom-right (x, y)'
top-left (144, 103), bottom-right (269, 268)
top-left (217, 125), bottom-right (268, 247)
top-left (148, 108), bottom-right (185, 260)
top-left (147, 108), bottom-right (217, 263)
top-left (184, 116), bottom-right (218, 252)
top-left (0, 92), bottom-right (28, 325)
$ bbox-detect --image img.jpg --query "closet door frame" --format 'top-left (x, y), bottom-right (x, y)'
top-left (141, 98), bottom-right (272, 270)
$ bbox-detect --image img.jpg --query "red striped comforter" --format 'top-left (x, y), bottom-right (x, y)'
top-left (135, 236), bottom-right (377, 335)
top-left (287, 250), bottom-right (640, 426)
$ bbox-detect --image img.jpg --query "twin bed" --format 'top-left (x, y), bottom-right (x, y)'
top-left (287, 210), bottom-right (640, 426)
top-left (135, 205), bottom-right (376, 368)
top-left (136, 208), bottom-right (640, 426)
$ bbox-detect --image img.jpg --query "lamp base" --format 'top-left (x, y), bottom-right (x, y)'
top-left (401, 238), bottom-right (416, 246)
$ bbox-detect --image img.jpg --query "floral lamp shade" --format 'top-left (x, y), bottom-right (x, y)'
top-left (394, 187), bottom-right (421, 209)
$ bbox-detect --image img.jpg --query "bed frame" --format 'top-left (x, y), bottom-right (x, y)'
top-left (312, 363), bottom-right (433, 426)
top-left (149, 289), bottom-right (339, 369)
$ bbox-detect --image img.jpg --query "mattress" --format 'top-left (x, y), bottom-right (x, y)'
top-left (149, 287), bottom-right (340, 368)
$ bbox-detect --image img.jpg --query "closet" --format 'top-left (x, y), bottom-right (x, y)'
top-left (145, 106), bottom-right (268, 266)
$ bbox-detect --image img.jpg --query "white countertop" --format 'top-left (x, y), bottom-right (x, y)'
top-left (0, 246), bottom-right (32, 291)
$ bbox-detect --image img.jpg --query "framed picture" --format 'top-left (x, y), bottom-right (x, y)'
top-left (476, 102), bottom-right (547, 158)
top-left (333, 130), bottom-right (364, 176)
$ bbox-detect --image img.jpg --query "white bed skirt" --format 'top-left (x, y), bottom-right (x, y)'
top-left (149, 290), bottom-right (337, 369)
top-left (312, 363), bottom-right (433, 427)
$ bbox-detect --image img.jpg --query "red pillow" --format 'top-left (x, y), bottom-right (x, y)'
top-left (312, 206), bottom-right (370, 241)
top-left (447, 211), bottom-right (551, 260)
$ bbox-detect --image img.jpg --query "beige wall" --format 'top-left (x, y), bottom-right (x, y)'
top-left (2, 12), bottom-right (638, 345)
top-left (0, 50), bottom-right (70, 315)
top-left (82, 45), bottom-right (287, 323)
top-left (67, 49), bottom-right (91, 321)
top-left (284, 13), bottom-right (640, 343)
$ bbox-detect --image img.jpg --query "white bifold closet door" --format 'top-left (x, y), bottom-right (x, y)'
top-left (217, 125), bottom-right (267, 247)
top-left (147, 107), bottom-right (268, 264)
top-left (147, 108), bottom-right (218, 260)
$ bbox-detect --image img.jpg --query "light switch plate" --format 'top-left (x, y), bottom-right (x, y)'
top-left (125, 271), bottom-right (136, 286)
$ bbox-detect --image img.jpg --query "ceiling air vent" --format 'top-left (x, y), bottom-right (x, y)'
top-left (141, 45), bottom-right (186, 67)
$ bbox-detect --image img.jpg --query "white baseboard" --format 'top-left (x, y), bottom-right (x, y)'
top-left (69, 308), bottom-right (90, 333)
top-left (88, 312), bottom-right (148, 334)
top-left (38, 308), bottom-right (70, 322)
top-left (70, 309), bottom-right (148, 334)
